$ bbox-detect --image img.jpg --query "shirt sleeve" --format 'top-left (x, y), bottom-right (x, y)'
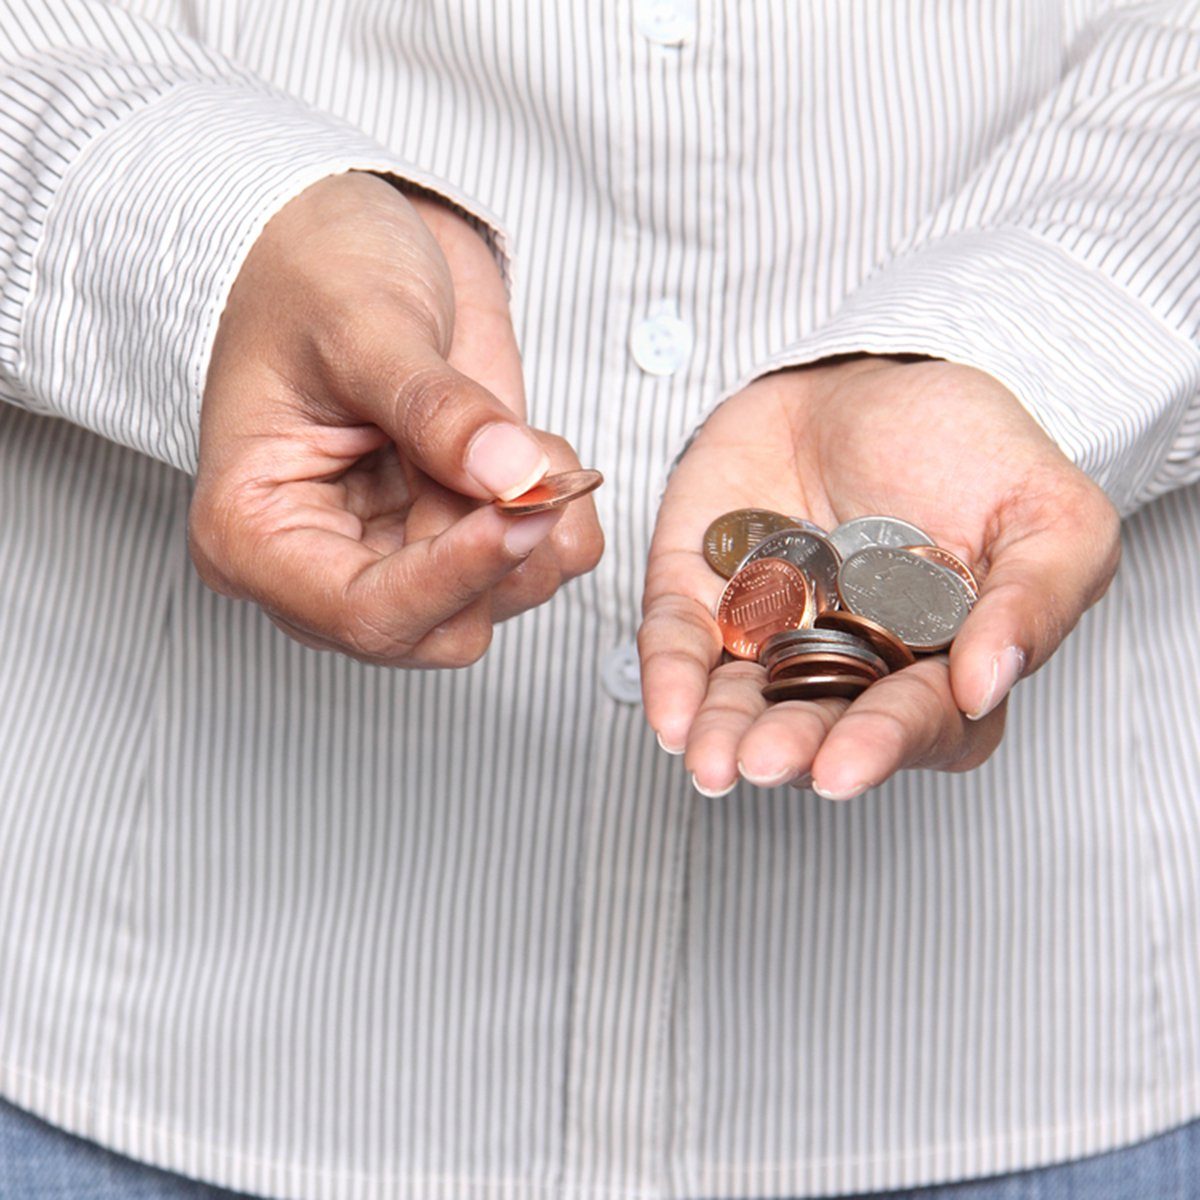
top-left (0, 0), bottom-right (510, 475)
top-left (691, 1), bottom-right (1200, 518)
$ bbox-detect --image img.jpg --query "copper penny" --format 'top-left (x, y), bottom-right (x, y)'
top-left (715, 558), bottom-right (812, 660)
top-left (743, 527), bottom-right (842, 611)
top-left (762, 673), bottom-right (871, 703)
top-left (494, 469), bottom-right (603, 514)
top-left (768, 649), bottom-right (887, 682)
top-left (702, 509), bottom-right (796, 578)
top-left (901, 544), bottom-right (980, 598)
top-left (813, 610), bottom-right (916, 671)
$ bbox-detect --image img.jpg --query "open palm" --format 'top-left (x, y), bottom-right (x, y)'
top-left (639, 356), bottom-right (1120, 797)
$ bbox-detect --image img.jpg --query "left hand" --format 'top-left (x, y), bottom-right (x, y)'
top-left (638, 356), bottom-right (1121, 797)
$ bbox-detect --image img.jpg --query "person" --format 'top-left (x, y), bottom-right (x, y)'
top-left (1, 2), bottom-right (1199, 1198)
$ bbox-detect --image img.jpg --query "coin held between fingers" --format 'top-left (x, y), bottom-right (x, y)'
top-left (494, 469), bottom-right (604, 514)
top-left (467, 423), bottom-right (552, 500)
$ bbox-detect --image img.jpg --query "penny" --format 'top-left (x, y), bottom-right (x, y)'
top-left (761, 673), bottom-right (872, 703)
top-left (828, 515), bottom-right (935, 560)
top-left (494, 468), bottom-right (604, 514)
top-left (703, 509), bottom-right (796, 578)
top-left (901, 544), bottom-right (980, 598)
top-left (769, 650), bottom-right (887, 682)
top-left (768, 639), bottom-right (888, 672)
top-left (715, 558), bottom-right (812, 660)
top-left (813, 610), bottom-right (917, 671)
top-left (743, 528), bottom-right (842, 610)
top-left (837, 547), bottom-right (973, 652)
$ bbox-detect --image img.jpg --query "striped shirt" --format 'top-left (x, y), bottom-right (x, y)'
top-left (2, 2), bottom-right (1200, 1197)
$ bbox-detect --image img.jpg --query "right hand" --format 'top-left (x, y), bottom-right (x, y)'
top-left (190, 172), bottom-right (603, 667)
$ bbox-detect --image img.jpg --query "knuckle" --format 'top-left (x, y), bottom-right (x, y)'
top-left (425, 539), bottom-right (498, 613)
top-left (391, 361), bottom-right (461, 454)
top-left (421, 620), bottom-right (494, 669)
top-left (333, 607), bottom-right (406, 661)
top-left (639, 594), bottom-right (718, 647)
top-left (537, 431), bottom-right (579, 467)
top-left (187, 486), bottom-right (248, 596)
top-left (510, 555), bottom-right (562, 609)
top-left (943, 718), bottom-right (1006, 773)
top-left (555, 520), bottom-right (605, 580)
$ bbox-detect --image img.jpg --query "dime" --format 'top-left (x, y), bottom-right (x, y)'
top-left (703, 509), bottom-right (796, 578)
top-left (813, 610), bottom-right (916, 671)
top-left (742, 528), bottom-right (842, 610)
top-left (761, 627), bottom-right (872, 661)
top-left (837, 547), bottom-right (973, 652)
top-left (715, 557), bottom-right (812, 660)
top-left (900, 544), bottom-right (980, 598)
top-left (494, 468), bottom-right (603, 514)
top-left (762, 673), bottom-right (872, 703)
top-left (828, 515), bottom-right (935, 560)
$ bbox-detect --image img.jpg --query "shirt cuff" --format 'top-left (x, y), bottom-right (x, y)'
top-left (17, 81), bottom-right (512, 475)
top-left (669, 229), bottom-right (1200, 516)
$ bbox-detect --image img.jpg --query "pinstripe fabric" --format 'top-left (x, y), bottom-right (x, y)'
top-left (2, 2), bottom-right (1200, 1198)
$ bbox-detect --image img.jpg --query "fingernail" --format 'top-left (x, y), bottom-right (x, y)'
top-left (812, 779), bottom-right (869, 801)
top-left (967, 644), bottom-right (1026, 721)
top-left (466, 423), bottom-right (551, 500)
top-left (503, 510), bottom-right (561, 557)
top-left (691, 772), bottom-right (737, 798)
top-left (656, 730), bottom-right (685, 756)
top-left (737, 761), bottom-right (794, 788)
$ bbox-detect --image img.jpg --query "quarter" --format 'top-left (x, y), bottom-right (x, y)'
top-left (828, 515), bottom-right (935, 560)
top-left (900, 544), bottom-right (980, 598)
top-left (837, 547), bottom-right (973, 652)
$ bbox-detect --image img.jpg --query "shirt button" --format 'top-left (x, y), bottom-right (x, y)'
top-left (630, 304), bottom-right (693, 376)
top-left (602, 642), bottom-right (643, 705)
top-left (634, 0), bottom-right (697, 45)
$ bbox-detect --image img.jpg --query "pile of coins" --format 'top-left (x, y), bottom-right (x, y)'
top-left (704, 509), bottom-right (979, 703)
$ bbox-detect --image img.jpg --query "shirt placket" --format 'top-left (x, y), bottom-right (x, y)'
top-left (562, 0), bottom-right (728, 1193)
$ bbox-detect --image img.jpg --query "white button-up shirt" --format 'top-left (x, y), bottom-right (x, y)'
top-left (2, 3), bottom-right (1200, 1198)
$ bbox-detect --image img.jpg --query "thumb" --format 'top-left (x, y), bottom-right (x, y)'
top-left (949, 479), bottom-right (1121, 720)
top-left (372, 340), bottom-right (550, 501)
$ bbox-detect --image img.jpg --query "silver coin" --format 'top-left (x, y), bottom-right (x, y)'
top-left (769, 640), bottom-right (889, 675)
top-left (742, 528), bottom-right (841, 608)
top-left (837, 546), bottom-right (973, 652)
top-left (828, 515), bottom-right (935, 560)
top-left (761, 628), bottom-right (871, 658)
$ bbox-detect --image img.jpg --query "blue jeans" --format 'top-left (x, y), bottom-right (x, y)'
top-left (1, 1095), bottom-right (1198, 1198)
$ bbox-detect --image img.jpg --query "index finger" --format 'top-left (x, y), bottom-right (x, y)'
top-left (226, 497), bottom-right (561, 664)
top-left (639, 546), bottom-right (725, 752)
